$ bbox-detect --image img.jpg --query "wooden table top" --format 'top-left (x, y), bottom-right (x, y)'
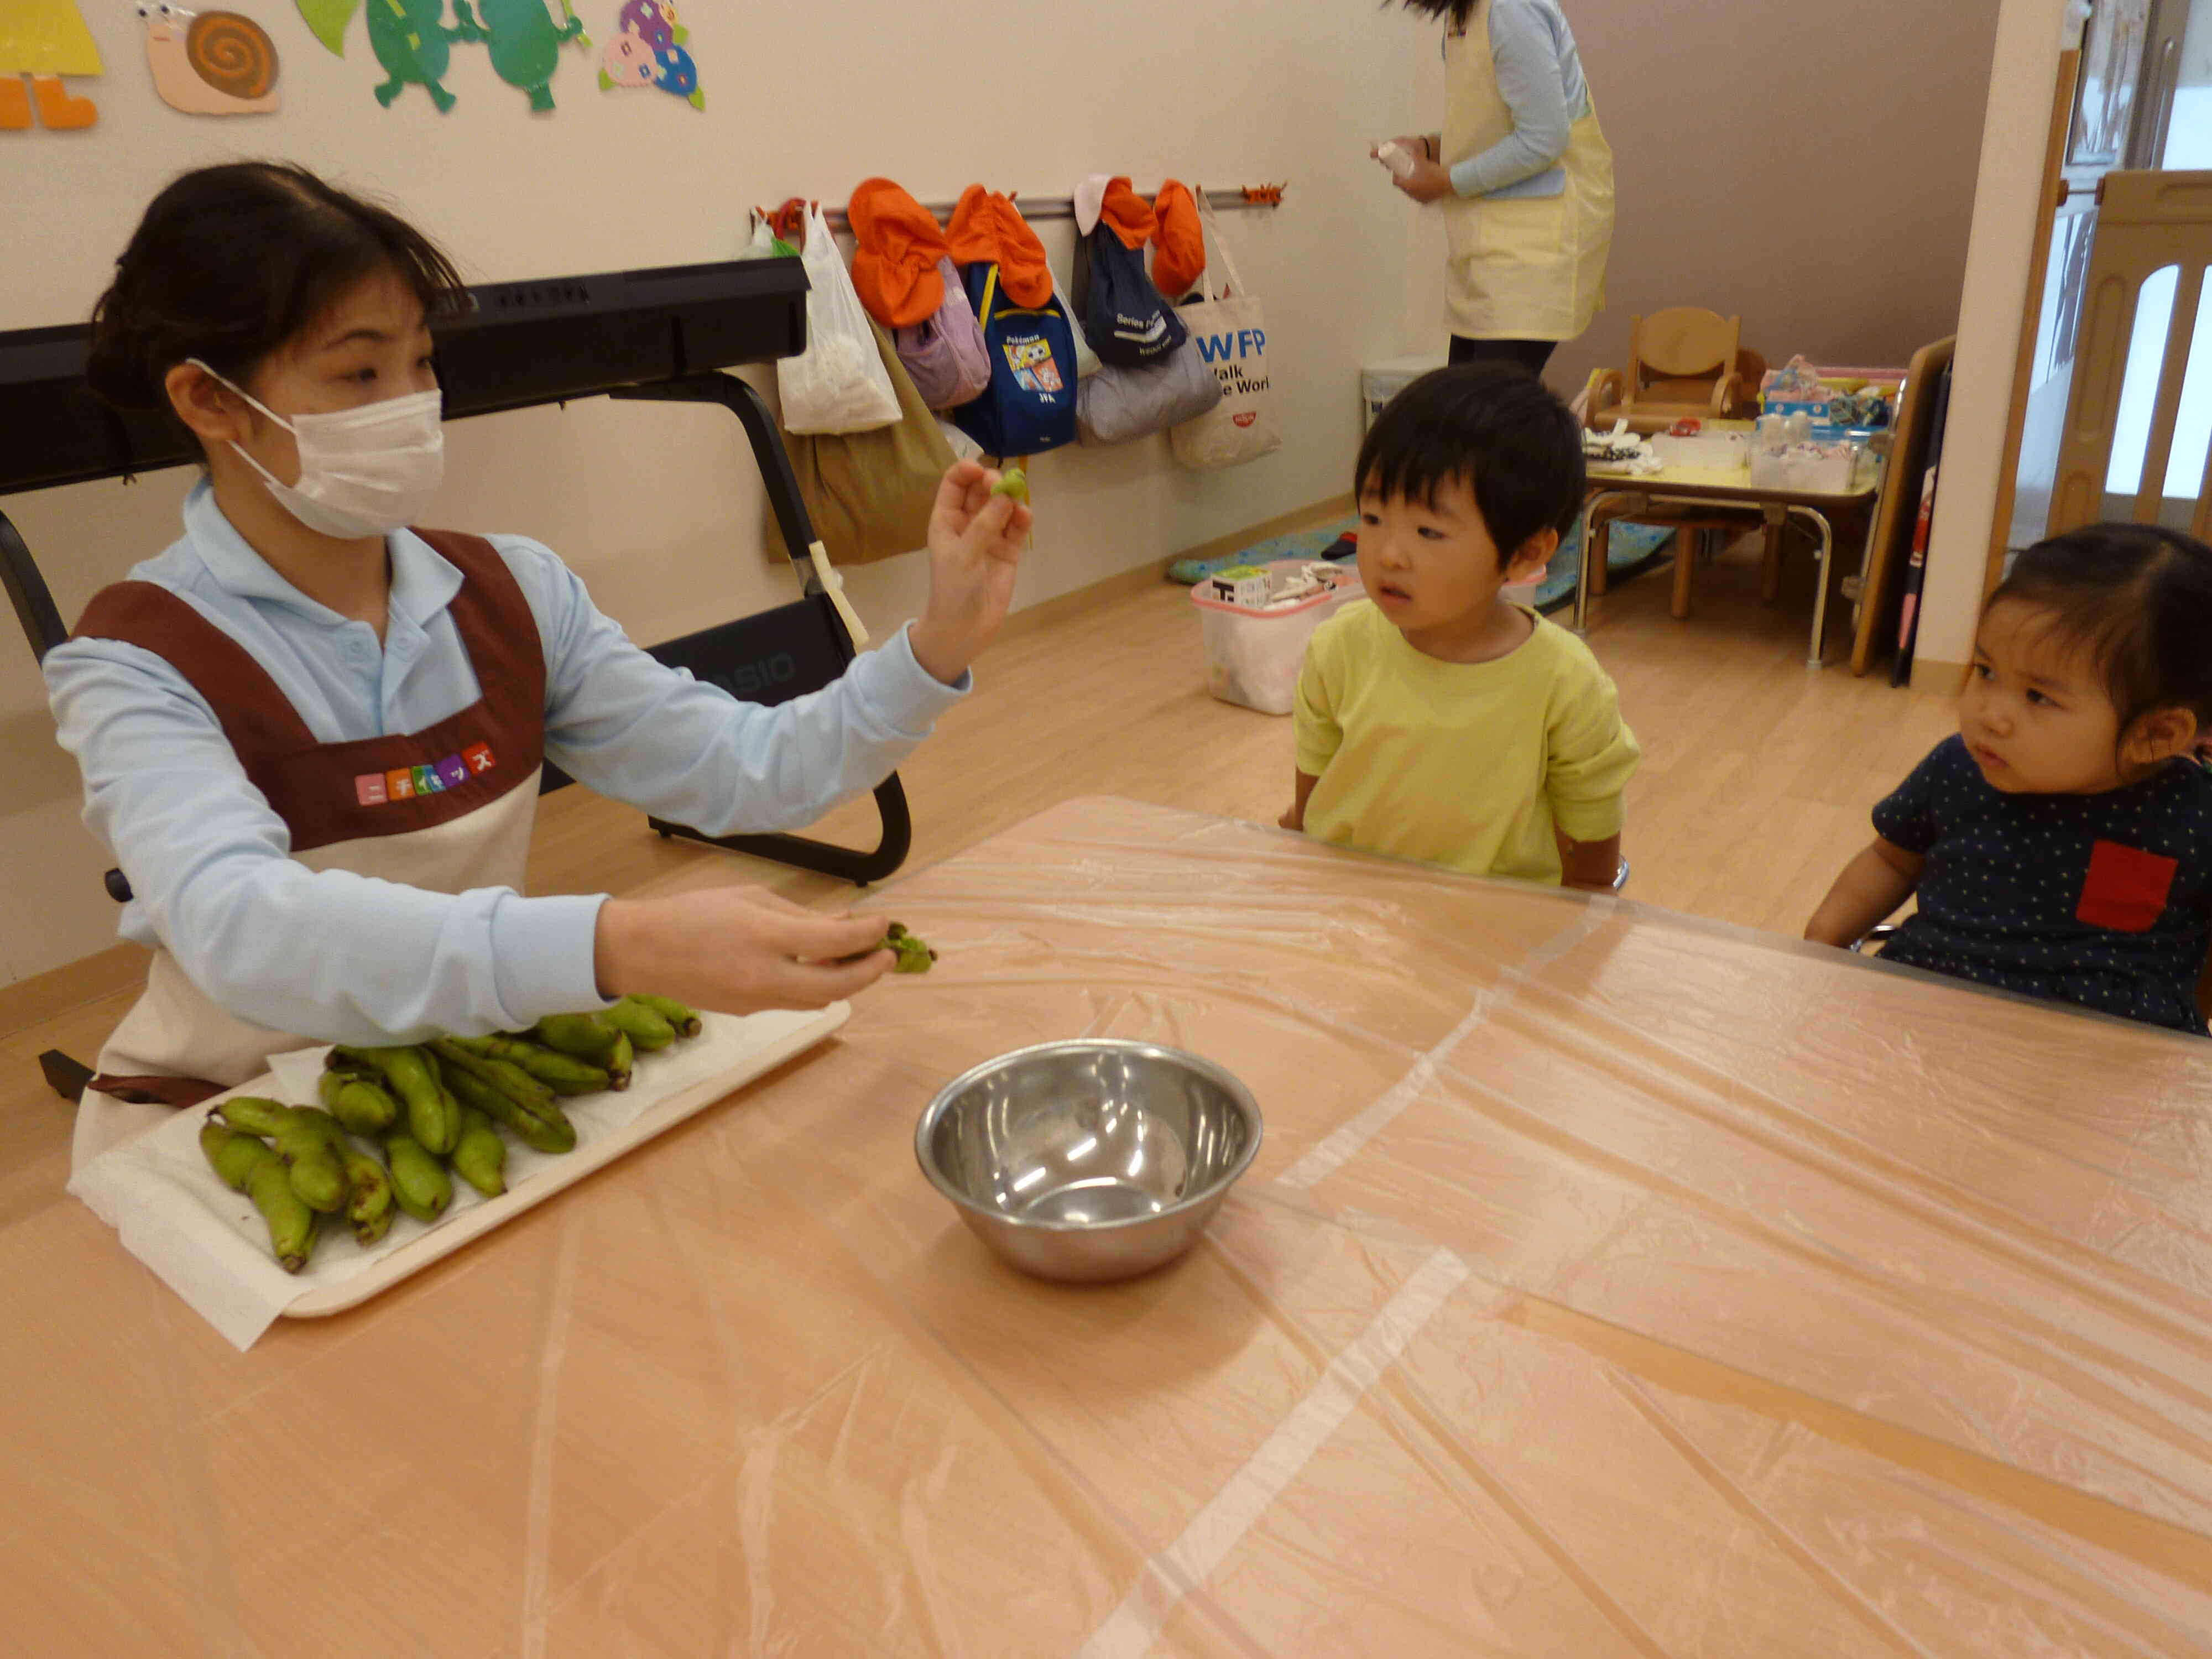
top-left (1584, 464), bottom-right (1880, 510)
top-left (1586, 422), bottom-right (1881, 509)
top-left (7, 798), bottom-right (2209, 1654)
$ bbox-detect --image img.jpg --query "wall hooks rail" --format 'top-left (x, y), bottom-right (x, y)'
top-left (757, 184), bottom-right (1290, 241)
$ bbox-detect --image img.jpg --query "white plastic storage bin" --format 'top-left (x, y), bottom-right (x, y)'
top-left (1362, 353), bottom-right (1448, 431)
top-left (1748, 439), bottom-right (1863, 494)
top-left (1191, 561), bottom-right (1362, 715)
top-left (1648, 431), bottom-right (1751, 473)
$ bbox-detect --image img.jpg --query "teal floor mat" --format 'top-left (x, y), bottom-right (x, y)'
top-left (1170, 515), bottom-right (1674, 613)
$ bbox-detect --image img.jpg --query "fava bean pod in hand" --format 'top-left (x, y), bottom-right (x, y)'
top-left (884, 922), bottom-right (938, 974)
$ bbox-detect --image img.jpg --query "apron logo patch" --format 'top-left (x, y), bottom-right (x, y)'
top-left (358, 745), bottom-right (494, 809)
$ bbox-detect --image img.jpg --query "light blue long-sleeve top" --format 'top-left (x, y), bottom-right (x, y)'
top-left (1449, 0), bottom-right (1592, 202)
top-left (44, 482), bottom-right (965, 1047)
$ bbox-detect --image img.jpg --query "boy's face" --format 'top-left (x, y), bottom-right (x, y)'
top-left (1355, 475), bottom-right (1552, 643)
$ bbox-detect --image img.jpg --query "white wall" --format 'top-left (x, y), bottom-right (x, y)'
top-left (1, 0), bottom-right (1422, 985)
top-left (1384, 0), bottom-right (2001, 394)
top-left (1914, 0), bottom-right (2072, 686)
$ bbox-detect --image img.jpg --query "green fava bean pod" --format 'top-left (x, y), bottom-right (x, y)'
top-left (318, 1070), bottom-right (399, 1135)
top-left (451, 1106), bottom-right (508, 1198)
top-left (604, 997), bottom-right (675, 1051)
top-left (383, 1131), bottom-right (452, 1225)
top-left (533, 1011), bottom-right (622, 1060)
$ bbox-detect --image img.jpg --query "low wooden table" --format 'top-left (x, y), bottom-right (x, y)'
top-left (6, 798), bottom-right (2209, 1653)
top-left (1578, 446), bottom-right (1881, 667)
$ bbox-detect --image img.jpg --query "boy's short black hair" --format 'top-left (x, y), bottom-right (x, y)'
top-left (1990, 523), bottom-right (2212, 737)
top-left (1355, 363), bottom-right (1587, 565)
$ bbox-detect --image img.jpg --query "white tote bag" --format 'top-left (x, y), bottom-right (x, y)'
top-left (779, 203), bottom-right (902, 435)
top-left (1168, 193), bottom-right (1281, 469)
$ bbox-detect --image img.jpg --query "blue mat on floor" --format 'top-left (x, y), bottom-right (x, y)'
top-left (1171, 515), bottom-right (1673, 613)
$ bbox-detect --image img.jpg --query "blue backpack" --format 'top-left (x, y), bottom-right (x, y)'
top-left (950, 263), bottom-right (1078, 458)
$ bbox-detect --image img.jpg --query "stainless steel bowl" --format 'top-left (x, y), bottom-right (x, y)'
top-left (915, 1040), bottom-right (1264, 1284)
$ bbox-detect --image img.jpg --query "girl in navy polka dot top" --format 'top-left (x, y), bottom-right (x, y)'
top-left (1807, 525), bottom-right (2212, 1036)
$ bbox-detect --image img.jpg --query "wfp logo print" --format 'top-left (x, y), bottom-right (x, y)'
top-left (1195, 327), bottom-right (1269, 400)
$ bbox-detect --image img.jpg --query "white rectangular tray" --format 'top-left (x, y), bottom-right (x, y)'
top-left (286, 1003), bottom-right (848, 1317)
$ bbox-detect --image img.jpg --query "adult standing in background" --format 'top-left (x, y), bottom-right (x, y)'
top-left (1383, 0), bottom-right (1616, 376)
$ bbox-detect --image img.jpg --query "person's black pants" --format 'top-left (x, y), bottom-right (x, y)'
top-left (1448, 336), bottom-right (1557, 375)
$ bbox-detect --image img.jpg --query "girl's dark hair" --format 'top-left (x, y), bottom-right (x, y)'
top-left (1990, 523), bottom-right (2212, 734)
top-left (1354, 362), bottom-right (1587, 562)
top-left (1394, 0), bottom-right (1480, 28)
top-left (86, 161), bottom-right (469, 410)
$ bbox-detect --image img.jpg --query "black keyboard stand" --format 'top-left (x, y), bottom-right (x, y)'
top-left (604, 371), bottom-right (911, 886)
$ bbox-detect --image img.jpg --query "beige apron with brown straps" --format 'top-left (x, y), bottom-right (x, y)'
top-left (67, 531), bottom-right (548, 1170)
top-left (1442, 0), bottom-right (1615, 342)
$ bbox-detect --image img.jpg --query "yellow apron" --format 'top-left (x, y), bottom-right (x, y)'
top-left (1441, 1), bottom-right (1614, 343)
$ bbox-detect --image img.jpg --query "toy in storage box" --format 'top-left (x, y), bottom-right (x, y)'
top-left (1748, 437), bottom-right (1865, 493)
top-left (1760, 356), bottom-right (1901, 438)
top-left (1191, 561), bottom-right (1361, 714)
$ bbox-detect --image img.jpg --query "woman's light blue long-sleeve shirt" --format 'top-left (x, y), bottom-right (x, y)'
top-left (43, 482), bottom-right (964, 1045)
top-left (1449, 0), bottom-right (1592, 202)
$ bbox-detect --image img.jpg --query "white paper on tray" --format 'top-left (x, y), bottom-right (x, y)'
top-left (67, 1009), bottom-right (827, 1352)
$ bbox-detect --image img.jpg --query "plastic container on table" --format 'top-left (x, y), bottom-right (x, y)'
top-left (1749, 437), bottom-right (1864, 493)
top-left (1191, 560), bottom-right (1363, 715)
top-left (1648, 431), bottom-right (1751, 472)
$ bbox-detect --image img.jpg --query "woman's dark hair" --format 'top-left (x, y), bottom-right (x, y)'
top-left (86, 161), bottom-right (469, 410)
top-left (1354, 362), bottom-right (1587, 561)
top-left (1990, 523), bottom-right (2212, 735)
top-left (1394, 0), bottom-right (1480, 28)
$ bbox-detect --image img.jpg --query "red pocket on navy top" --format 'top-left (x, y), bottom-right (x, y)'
top-left (2076, 839), bottom-right (2179, 932)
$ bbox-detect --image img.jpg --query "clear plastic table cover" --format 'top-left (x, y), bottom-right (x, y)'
top-left (3, 797), bottom-right (2208, 1654)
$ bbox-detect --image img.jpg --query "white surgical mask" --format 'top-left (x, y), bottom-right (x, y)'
top-left (189, 358), bottom-right (446, 540)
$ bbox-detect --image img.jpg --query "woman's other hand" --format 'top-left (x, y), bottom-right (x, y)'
top-left (1394, 155), bottom-right (1457, 205)
top-left (909, 460), bottom-right (1033, 686)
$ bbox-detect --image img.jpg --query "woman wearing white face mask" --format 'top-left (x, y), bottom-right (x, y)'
top-left (46, 163), bottom-right (1032, 1169)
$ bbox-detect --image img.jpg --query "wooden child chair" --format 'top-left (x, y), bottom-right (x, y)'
top-left (1583, 497), bottom-right (1779, 614)
top-left (1586, 308), bottom-right (1763, 432)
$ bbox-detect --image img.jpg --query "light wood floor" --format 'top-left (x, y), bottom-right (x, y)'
top-left (0, 536), bottom-right (1958, 1216)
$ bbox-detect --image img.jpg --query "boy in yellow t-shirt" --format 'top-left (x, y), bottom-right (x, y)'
top-left (1281, 364), bottom-right (1640, 888)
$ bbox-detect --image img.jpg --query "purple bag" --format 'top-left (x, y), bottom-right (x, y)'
top-left (895, 258), bottom-right (992, 411)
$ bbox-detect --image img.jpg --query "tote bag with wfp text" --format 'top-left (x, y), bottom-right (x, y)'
top-left (1169, 193), bottom-right (1280, 470)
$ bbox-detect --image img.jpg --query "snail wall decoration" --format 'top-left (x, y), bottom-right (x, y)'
top-left (139, 2), bottom-right (280, 115)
